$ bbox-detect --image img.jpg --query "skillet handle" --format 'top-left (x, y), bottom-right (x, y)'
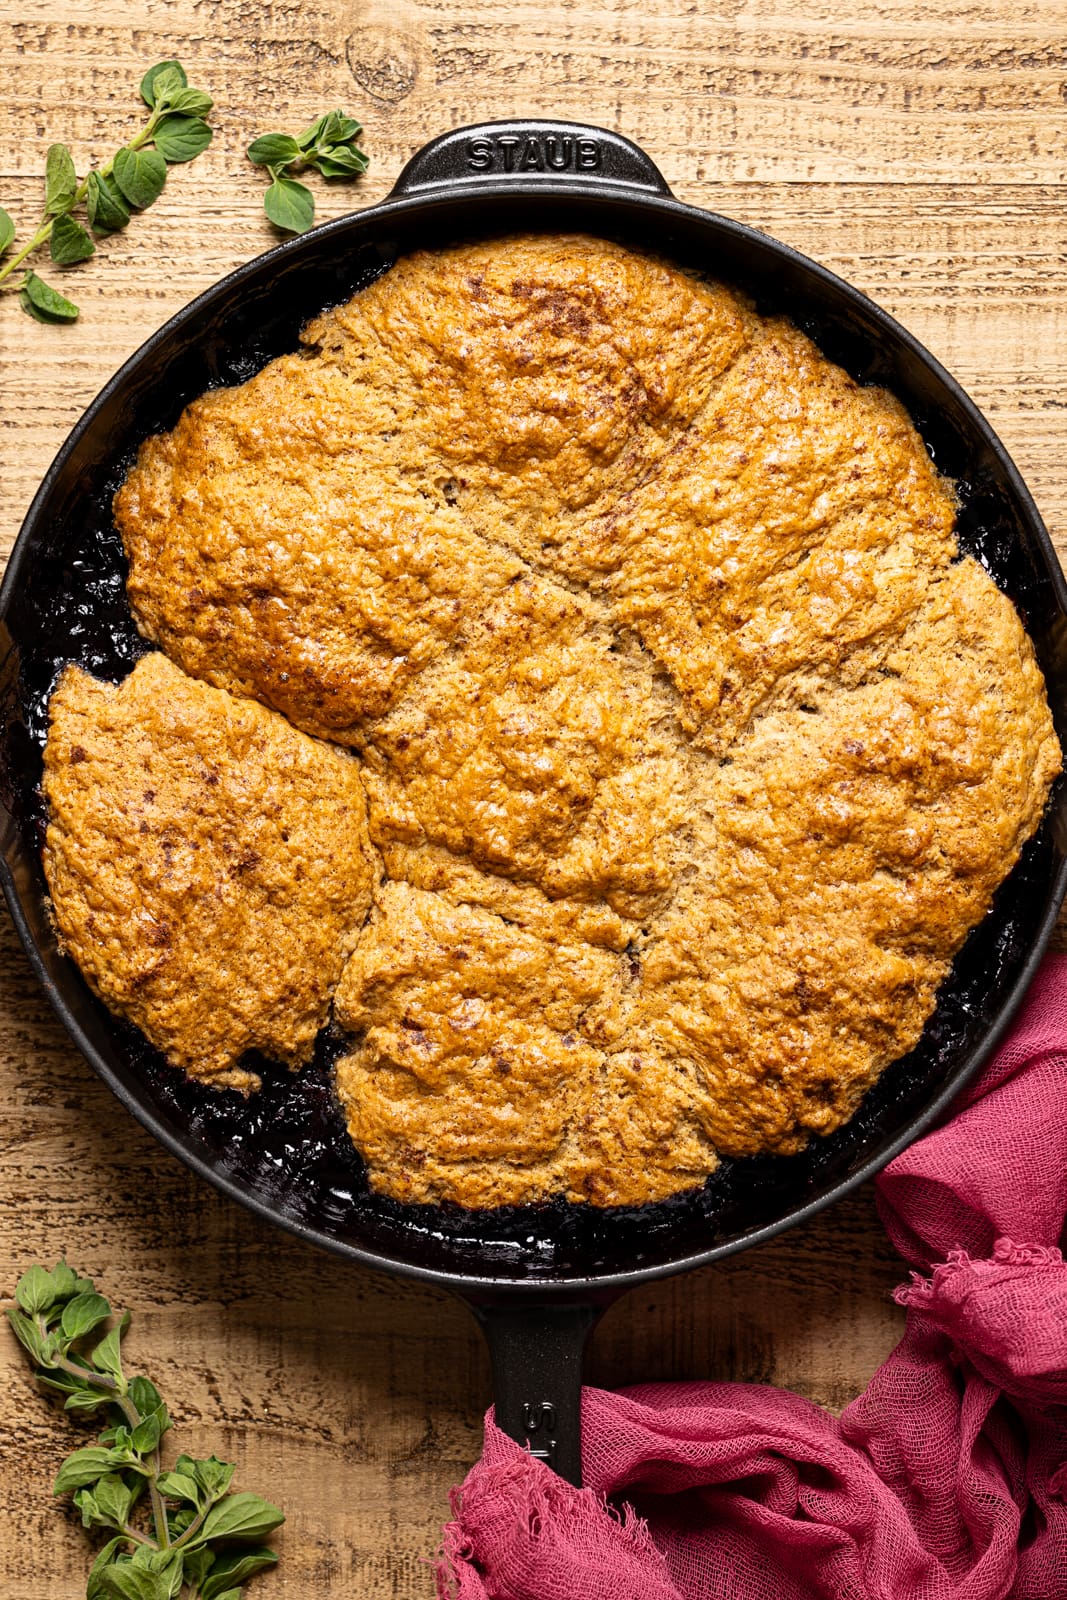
top-left (391, 120), bottom-right (672, 198)
top-left (471, 1300), bottom-right (604, 1487)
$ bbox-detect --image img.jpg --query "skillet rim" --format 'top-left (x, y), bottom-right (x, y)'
top-left (2, 172), bottom-right (1066, 1298)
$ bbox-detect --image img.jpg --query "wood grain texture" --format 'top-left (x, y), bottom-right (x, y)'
top-left (0, 1), bottom-right (1062, 1592)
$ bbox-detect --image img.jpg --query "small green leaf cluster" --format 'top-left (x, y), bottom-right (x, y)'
top-left (247, 110), bottom-right (369, 234)
top-left (6, 1263), bottom-right (282, 1600)
top-left (0, 59), bottom-right (213, 322)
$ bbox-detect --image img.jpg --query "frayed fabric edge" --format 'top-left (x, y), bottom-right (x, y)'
top-left (893, 1238), bottom-right (1064, 1309)
top-left (435, 1445), bottom-right (680, 1600)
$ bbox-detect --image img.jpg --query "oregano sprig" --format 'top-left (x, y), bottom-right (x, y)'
top-left (247, 111), bottom-right (369, 234)
top-left (5, 1262), bottom-right (282, 1600)
top-left (0, 60), bottom-right (213, 323)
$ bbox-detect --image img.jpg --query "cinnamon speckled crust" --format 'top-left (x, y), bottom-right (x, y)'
top-left (572, 316), bottom-right (961, 751)
top-left (115, 358), bottom-right (523, 745)
top-left (360, 575), bottom-right (692, 921)
top-left (100, 233), bottom-right (1061, 1206)
top-left (333, 882), bottom-right (718, 1207)
top-left (624, 560), bottom-right (1062, 1157)
top-left (302, 234), bottom-right (752, 564)
top-left (42, 654), bottom-right (377, 1087)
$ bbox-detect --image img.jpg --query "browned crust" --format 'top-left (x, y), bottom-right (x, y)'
top-left (91, 234), bottom-right (1065, 1205)
top-left (42, 653), bottom-right (377, 1086)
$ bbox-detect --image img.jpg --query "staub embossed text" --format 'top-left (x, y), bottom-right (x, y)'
top-left (465, 133), bottom-right (602, 174)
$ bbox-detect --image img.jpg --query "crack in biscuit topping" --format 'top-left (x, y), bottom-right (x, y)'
top-left (44, 234), bottom-right (1061, 1208)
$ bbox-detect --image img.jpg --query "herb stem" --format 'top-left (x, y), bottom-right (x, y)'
top-left (33, 1318), bottom-right (121, 1392)
top-left (115, 1390), bottom-right (170, 1549)
top-left (0, 103), bottom-right (163, 291)
top-left (119, 1522), bottom-right (155, 1548)
top-left (32, 1315), bottom-right (171, 1548)
top-left (170, 1496), bottom-right (213, 1550)
top-left (0, 220), bottom-right (53, 287)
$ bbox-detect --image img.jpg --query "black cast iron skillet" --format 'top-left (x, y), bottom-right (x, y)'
top-left (3, 120), bottom-right (1067, 1488)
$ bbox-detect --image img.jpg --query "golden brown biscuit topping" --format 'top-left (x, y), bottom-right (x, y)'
top-left (50, 232), bottom-right (1061, 1208)
top-left (43, 653), bottom-right (376, 1088)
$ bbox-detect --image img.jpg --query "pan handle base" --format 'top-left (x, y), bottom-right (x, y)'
top-left (470, 1299), bottom-right (605, 1487)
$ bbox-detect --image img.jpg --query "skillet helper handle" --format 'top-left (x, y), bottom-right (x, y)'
top-left (391, 120), bottom-right (672, 198)
top-left (472, 1301), bottom-right (602, 1487)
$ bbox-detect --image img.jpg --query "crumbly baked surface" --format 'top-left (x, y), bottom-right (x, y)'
top-left (42, 653), bottom-right (376, 1088)
top-left (95, 233), bottom-right (1062, 1204)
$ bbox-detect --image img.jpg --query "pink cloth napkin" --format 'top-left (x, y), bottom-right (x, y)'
top-left (438, 953), bottom-right (1067, 1600)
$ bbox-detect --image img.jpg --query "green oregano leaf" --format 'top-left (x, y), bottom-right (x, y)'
top-left (93, 1471), bottom-right (134, 1529)
top-left (152, 115), bottom-right (213, 164)
top-left (191, 1456), bottom-right (236, 1497)
top-left (297, 110), bottom-right (360, 150)
top-left (127, 1375), bottom-right (162, 1417)
top-left (64, 1385), bottom-right (111, 1412)
top-left (16, 1263), bottom-right (58, 1313)
top-left (92, 1323), bottom-right (124, 1381)
top-left (44, 142), bottom-right (77, 215)
top-left (246, 133), bottom-right (302, 168)
top-left (331, 112), bottom-right (362, 142)
top-left (181, 1548), bottom-right (213, 1587)
top-left (112, 146), bottom-right (167, 210)
top-left (201, 1549), bottom-right (279, 1598)
top-left (54, 1446), bottom-right (120, 1494)
top-left (295, 112), bottom-right (331, 151)
top-left (131, 1546), bottom-right (181, 1575)
top-left (140, 59), bottom-right (187, 109)
top-left (165, 86), bottom-right (214, 117)
top-left (60, 1291), bottom-right (111, 1340)
top-left (313, 147), bottom-right (370, 178)
top-left (262, 174), bottom-right (315, 234)
top-left (86, 170), bottom-right (131, 234)
top-left (98, 1563), bottom-right (173, 1600)
top-left (6, 1308), bottom-right (47, 1361)
top-left (131, 1411), bottom-right (161, 1454)
top-left (50, 1261), bottom-right (78, 1300)
top-left (19, 272), bottom-right (79, 321)
top-left (322, 111), bottom-right (361, 145)
top-left (167, 1506), bottom-right (196, 1540)
top-left (0, 205), bottom-right (14, 256)
top-left (157, 1469), bottom-right (201, 1503)
top-left (87, 1538), bottom-right (128, 1600)
top-left (247, 132), bottom-right (302, 168)
top-left (50, 212), bottom-right (96, 265)
top-left (191, 1491), bottom-right (285, 1546)
top-left (73, 1485), bottom-right (103, 1529)
top-left (124, 1548), bottom-right (185, 1600)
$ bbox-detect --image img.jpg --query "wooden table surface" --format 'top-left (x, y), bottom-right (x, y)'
top-left (1, 2), bottom-right (1065, 1593)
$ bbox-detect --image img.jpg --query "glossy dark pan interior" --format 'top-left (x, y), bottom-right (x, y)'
top-left (2, 120), bottom-right (1067, 1482)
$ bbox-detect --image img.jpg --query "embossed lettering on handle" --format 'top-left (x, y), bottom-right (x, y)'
top-left (391, 120), bottom-right (672, 200)
top-left (465, 133), bottom-right (602, 176)
top-left (521, 1400), bottom-right (558, 1467)
top-left (475, 1301), bottom-right (602, 1487)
